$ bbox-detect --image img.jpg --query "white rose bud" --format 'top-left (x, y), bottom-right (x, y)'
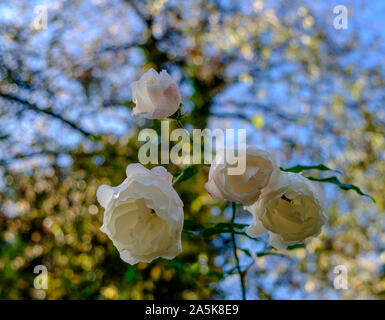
top-left (245, 172), bottom-right (326, 251)
top-left (96, 164), bottom-right (184, 265)
top-left (130, 68), bottom-right (181, 119)
top-left (204, 146), bottom-right (279, 205)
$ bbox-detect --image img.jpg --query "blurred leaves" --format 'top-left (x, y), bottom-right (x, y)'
top-left (0, 136), bottom-right (220, 299)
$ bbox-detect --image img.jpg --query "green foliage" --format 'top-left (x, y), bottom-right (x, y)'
top-left (183, 220), bottom-right (251, 238)
top-left (281, 164), bottom-right (338, 174)
top-left (287, 244), bottom-right (306, 250)
top-left (256, 251), bottom-right (285, 258)
top-left (256, 244), bottom-right (305, 257)
top-left (307, 176), bottom-right (375, 202)
top-left (124, 266), bottom-right (137, 283)
top-left (281, 164), bottom-right (374, 202)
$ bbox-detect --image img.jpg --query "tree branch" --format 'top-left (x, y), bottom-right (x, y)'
top-left (0, 92), bottom-right (93, 138)
top-left (0, 150), bottom-right (60, 167)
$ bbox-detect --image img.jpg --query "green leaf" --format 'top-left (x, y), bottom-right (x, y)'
top-left (281, 164), bottom-right (339, 174)
top-left (183, 219), bottom-right (204, 236)
top-left (210, 222), bottom-right (248, 230)
top-left (182, 220), bottom-right (256, 239)
top-left (124, 266), bottom-right (136, 282)
top-left (183, 219), bottom-right (204, 231)
top-left (202, 222), bottom-right (248, 238)
top-left (172, 165), bottom-right (199, 185)
top-left (307, 176), bottom-right (375, 202)
top-left (239, 248), bottom-right (252, 258)
top-left (207, 270), bottom-right (225, 279)
top-left (256, 244), bottom-right (305, 257)
top-left (287, 243), bottom-right (305, 250)
top-left (0, 134), bottom-right (10, 140)
top-left (256, 251), bottom-right (284, 258)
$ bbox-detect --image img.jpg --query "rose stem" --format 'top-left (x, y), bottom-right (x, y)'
top-left (231, 202), bottom-right (246, 300)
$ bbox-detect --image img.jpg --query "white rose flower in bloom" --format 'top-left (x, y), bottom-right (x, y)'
top-left (130, 68), bottom-right (181, 119)
top-left (204, 147), bottom-right (279, 205)
top-left (245, 172), bottom-right (326, 251)
top-left (96, 164), bottom-right (184, 265)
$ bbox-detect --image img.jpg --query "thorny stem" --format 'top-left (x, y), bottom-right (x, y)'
top-left (231, 202), bottom-right (246, 300)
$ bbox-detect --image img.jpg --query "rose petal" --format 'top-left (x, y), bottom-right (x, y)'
top-left (96, 184), bottom-right (114, 209)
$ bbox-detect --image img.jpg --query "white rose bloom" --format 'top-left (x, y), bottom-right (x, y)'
top-left (204, 146), bottom-right (279, 205)
top-left (96, 164), bottom-right (184, 265)
top-left (245, 172), bottom-right (326, 251)
top-left (130, 68), bottom-right (181, 119)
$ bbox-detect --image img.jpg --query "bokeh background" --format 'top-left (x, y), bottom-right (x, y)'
top-left (0, 0), bottom-right (384, 300)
